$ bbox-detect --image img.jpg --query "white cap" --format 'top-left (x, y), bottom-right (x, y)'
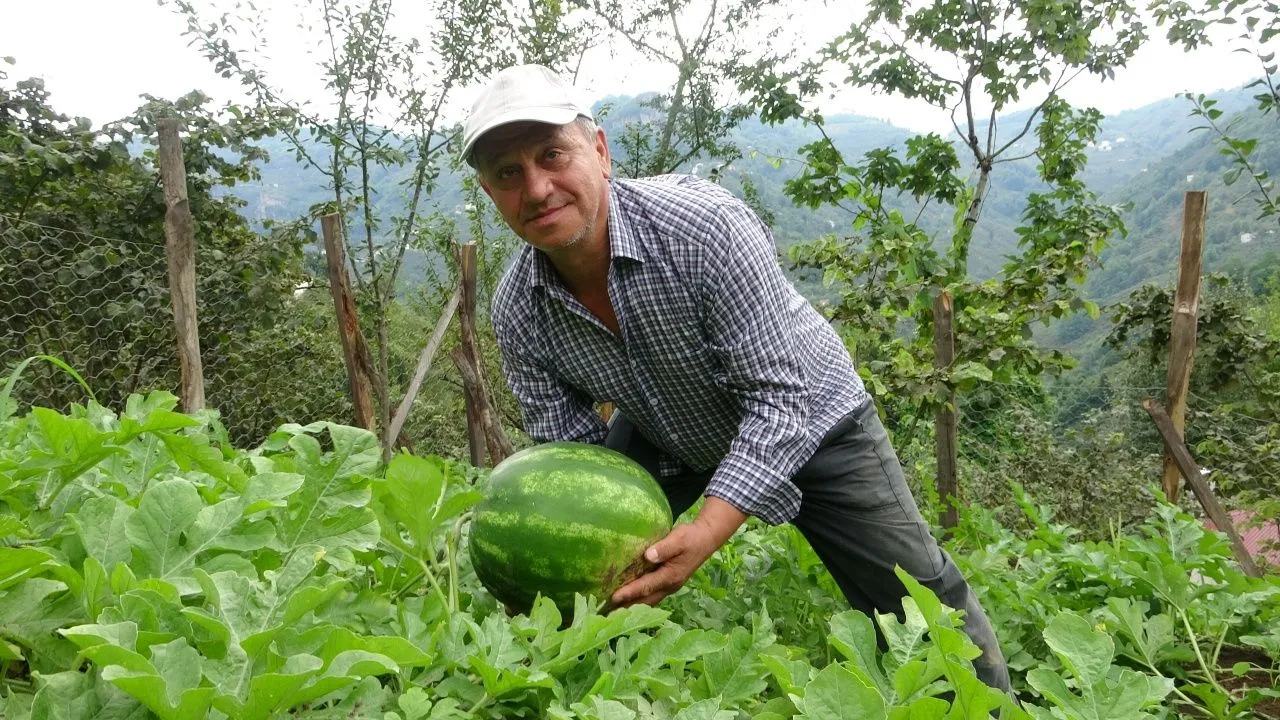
top-left (461, 64), bottom-right (594, 165)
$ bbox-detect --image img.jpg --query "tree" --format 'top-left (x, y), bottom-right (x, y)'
top-left (568, 0), bottom-right (799, 183)
top-left (165, 0), bottom-right (594, 453)
top-left (736, 0), bottom-right (1146, 438)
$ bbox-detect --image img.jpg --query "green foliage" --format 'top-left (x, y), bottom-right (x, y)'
top-left (736, 0), bottom-right (1135, 438)
top-left (1104, 273), bottom-right (1280, 517)
top-left (0, 74), bottom-right (335, 447)
top-left (2, 376), bottom-right (1277, 718)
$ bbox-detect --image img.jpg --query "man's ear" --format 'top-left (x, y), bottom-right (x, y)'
top-left (477, 175), bottom-right (494, 199)
top-left (594, 127), bottom-right (611, 178)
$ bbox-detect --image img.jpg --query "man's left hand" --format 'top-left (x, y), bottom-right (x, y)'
top-left (610, 497), bottom-right (747, 608)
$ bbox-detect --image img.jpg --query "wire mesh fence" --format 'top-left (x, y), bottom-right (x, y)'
top-left (1, 214), bottom-right (177, 410)
top-left (0, 213), bottom-right (353, 446)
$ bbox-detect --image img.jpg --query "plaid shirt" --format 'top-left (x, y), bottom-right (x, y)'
top-left (490, 175), bottom-right (870, 524)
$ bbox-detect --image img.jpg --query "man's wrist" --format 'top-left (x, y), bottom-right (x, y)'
top-left (692, 496), bottom-right (748, 549)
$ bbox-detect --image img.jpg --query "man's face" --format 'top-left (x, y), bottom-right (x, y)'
top-left (473, 121), bottom-right (611, 253)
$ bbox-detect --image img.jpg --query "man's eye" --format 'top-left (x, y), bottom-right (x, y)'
top-left (496, 167), bottom-right (518, 181)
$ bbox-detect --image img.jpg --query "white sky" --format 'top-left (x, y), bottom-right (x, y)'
top-left (1, 0), bottom-right (1272, 135)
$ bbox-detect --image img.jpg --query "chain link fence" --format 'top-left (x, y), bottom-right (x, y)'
top-left (0, 213), bottom-right (353, 446)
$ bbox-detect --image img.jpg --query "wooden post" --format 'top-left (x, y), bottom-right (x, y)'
top-left (934, 291), bottom-right (959, 530)
top-left (454, 241), bottom-right (513, 466)
top-left (451, 347), bottom-right (514, 465)
top-left (1162, 191), bottom-right (1208, 503)
top-left (321, 213), bottom-right (376, 430)
top-left (157, 118), bottom-right (205, 413)
top-left (1143, 398), bottom-right (1261, 578)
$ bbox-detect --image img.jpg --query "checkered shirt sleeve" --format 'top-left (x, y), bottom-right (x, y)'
top-left (697, 201), bottom-right (815, 524)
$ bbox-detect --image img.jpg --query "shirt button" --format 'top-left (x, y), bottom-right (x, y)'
top-left (649, 398), bottom-right (658, 406)
top-left (670, 433), bottom-right (679, 441)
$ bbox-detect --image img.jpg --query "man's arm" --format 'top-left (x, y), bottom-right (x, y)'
top-left (697, 199), bottom-right (814, 526)
top-left (612, 196), bottom-right (813, 608)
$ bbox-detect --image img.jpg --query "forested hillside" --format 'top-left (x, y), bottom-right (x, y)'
top-left (227, 84), bottom-right (1275, 312)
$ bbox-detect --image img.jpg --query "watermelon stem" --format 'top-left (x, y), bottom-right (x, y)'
top-left (446, 512), bottom-right (471, 612)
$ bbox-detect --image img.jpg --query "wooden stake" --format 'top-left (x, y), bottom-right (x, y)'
top-left (934, 291), bottom-right (959, 530)
top-left (386, 285), bottom-right (461, 460)
top-left (1143, 398), bottom-right (1261, 578)
top-left (454, 241), bottom-right (513, 466)
top-left (157, 118), bottom-right (206, 413)
top-left (321, 213), bottom-right (375, 430)
top-left (1162, 191), bottom-right (1207, 503)
top-left (451, 347), bottom-right (514, 465)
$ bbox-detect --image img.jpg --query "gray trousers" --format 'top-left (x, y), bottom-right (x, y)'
top-left (605, 400), bottom-right (1012, 694)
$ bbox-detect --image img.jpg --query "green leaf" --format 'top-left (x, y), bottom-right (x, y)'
top-left (828, 611), bottom-right (891, 697)
top-left (116, 392), bottom-right (199, 443)
top-left (0, 547), bottom-right (61, 591)
top-left (98, 638), bottom-right (216, 720)
top-left (877, 600), bottom-right (929, 672)
top-left (72, 496), bottom-right (135, 572)
top-left (887, 696), bottom-right (949, 720)
top-left (1042, 611), bottom-right (1113, 686)
top-left (761, 652), bottom-right (813, 697)
top-left (125, 479), bottom-right (271, 590)
top-left (803, 663), bottom-right (886, 719)
top-left (275, 425), bottom-right (380, 562)
top-left (374, 454), bottom-right (446, 547)
top-left (19, 408), bottom-right (124, 492)
top-left (694, 609), bottom-right (775, 705)
top-left (0, 578), bottom-right (85, 670)
top-left (1102, 598), bottom-right (1176, 667)
top-left (950, 362), bottom-right (994, 386)
top-left (28, 669), bottom-right (149, 720)
top-left (157, 431), bottom-right (244, 486)
top-left (673, 698), bottom-right (736, 720)
top-left (208, 653), bottom-right (323, 720)
top-left (547, 599), bottom-right (668, 674)
top-left (397, 687), bottom-right (435, 720)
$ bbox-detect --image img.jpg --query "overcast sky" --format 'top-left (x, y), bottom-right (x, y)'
top-left (2, 0), bottom-right (1272, 136)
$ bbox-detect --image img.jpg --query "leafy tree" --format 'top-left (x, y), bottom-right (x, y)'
top-left (736, 0), bottom-right (1145, 439)
top-left (568, 0), bottom-right (796, 181)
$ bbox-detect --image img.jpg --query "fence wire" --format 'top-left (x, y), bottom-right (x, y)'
top-left (0, 214), bottom-right (353, 446)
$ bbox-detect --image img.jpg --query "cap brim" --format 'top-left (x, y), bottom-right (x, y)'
top-left (462, 106), bottom-right (584, 164)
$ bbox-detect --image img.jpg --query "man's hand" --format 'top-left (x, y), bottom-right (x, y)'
top-left (610, 497), bottom-right (747, 608)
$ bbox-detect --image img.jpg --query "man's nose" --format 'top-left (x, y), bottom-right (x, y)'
top-left (523, 164), bottom-right (555, 202)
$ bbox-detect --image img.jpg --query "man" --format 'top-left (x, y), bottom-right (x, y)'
top-left (462, 63), bottom-right (1012, 694)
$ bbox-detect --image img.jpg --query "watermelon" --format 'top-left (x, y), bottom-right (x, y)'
top-left (467, 441), bottom-right (674, 616)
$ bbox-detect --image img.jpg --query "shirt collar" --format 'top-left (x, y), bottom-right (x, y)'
top-left (528, 180), bottom-right (644, 290)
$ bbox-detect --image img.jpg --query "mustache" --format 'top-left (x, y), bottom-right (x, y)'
top-left (522, 199), bottom-right (570, 222)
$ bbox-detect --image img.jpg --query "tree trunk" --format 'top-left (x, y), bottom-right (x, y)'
top-left (656, 68), bottom-right (689, 174)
